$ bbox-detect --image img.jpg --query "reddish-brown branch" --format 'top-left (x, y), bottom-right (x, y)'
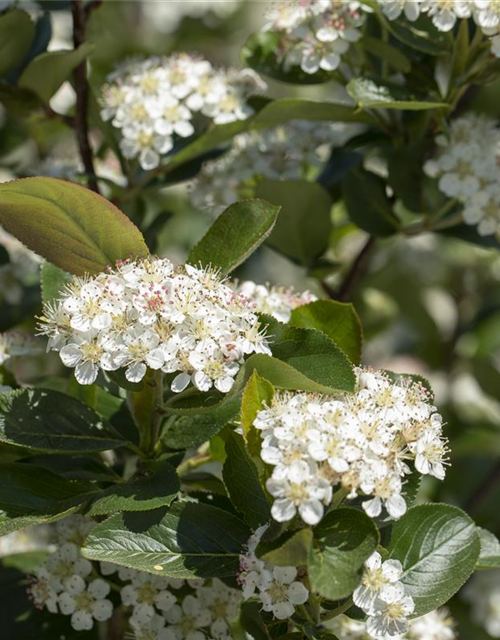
top-left (323, 236), bottom-right (376, 302)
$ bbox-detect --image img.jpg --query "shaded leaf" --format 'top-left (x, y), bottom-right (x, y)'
top-left (0, 10), bottom-right (35, 78)
top-left (346, 78), bottom-right (449, 110)
top-left (258, 529), bottom-right (313, 567)
top-left (476, 527), bottom-right (500, 570)
top-left (40, 261), bottom-right (72, 305)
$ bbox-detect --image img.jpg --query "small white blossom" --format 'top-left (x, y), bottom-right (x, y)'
top-left (463, 569), bottom-right (500, 638)
top-left (58, 577), bottom-right (113, 631)
top-left (353, 552), bottom-right (404, 615)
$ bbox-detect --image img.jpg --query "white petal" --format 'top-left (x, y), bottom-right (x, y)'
top-left (171, 372), bottom-right (191, 393)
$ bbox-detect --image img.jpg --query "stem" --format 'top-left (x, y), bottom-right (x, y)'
top-left (320, 596), bottom-right (353, 622)
top-left (331, 236), bottom-right (377, 302)
top-left (71, 0), bottom-right (100, 194)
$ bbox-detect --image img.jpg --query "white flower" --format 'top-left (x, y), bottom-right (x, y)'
top-left (162, 594), bottom-right (212, 640)
top-left (366, 595), bottom-right (415, 637)
top-left (421, 0), bottom-right (471, 31)
top-left (58, 578), bottom-right (113, 631)
top-left (463, 569), bottom-right (500, 638)
top-left (197, 578), bottom-right (242, 639)
top-left (130, 613), bottom-right (170, 640)
top-left (409, 608), bottom-right (456, 639)
top-left (378, 0), bottom-right (422, 21)
top-left (259, 566), bottom-right (309, 620)
top-left (121, 573), bottom-right (176, 623)
top-left (353, 552), bottom-right (405, 615)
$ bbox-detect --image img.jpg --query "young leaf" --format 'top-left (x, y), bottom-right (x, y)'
top-left (87, 462), bottom-right (180, 516)
top-left (258, 529), bottom-right (313, 567)
top-left (309, 508), bottom-right (380, 600)
top-left (0, 388), bottom-right (126, 453)
top-left (343, 168), bottom-right (400, 236)
top-left (388, 504), bottom-right (480, 616)
top-left (476, 527), bottom-right (500, 570)
top-left (290, 300), bottom-right (363, 365)
top-left (18, 43), bottom-right (93, 103)
top-left (346, 78), bottom-right (449, 110)
top-left (256, 180), bottom-right (333, 267)
top-left (187, 199), bottom-right (280, 275)
top-left (82, 502), bottom-right (251, 579)
top-left (241, 370), bottom-right (275, 459)
top-left (40, 261), bottom-right (72, 305)
top-left (0, 10), bottom-right (35, 78)
top-left (0, 177), bottom-right (149, 276)
top-left (222, 431), bottom-right (271, 529)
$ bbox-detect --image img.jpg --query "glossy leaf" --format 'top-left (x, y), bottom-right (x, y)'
top-left (0, 177), bottom-right (149, 276)
top-left (82, 502), bottom-right (250, 578)
top-left (223, 432), bottom-right (271, 529)
top-left (87, 462), bottom-right (180, 516)
top-left (0, 388), bottom-right (125, 453)
top-left (309, 508), bottom-right (380, 600)
top-left (346, 78), bottom-right (449, 111)
top-left (290, 300), bottom-right (363, 365)
top-left (388, 504), bottom-right (480, 616)
top-left (256, 180), bottom-right (333, 267)
top-left (19, 44), bottom-right (93, 103)
top-left (187, 199), bottom-right (280, 275)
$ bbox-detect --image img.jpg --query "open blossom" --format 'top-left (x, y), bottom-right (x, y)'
top-left (253, 368), bottom-right (448, 526)
top-left (264, 1), bottom-right (368, 75)
top-left (37, 257), bottom-right (270, 391)
top-left (424, 113), bottom-right (500, 237)
top-left (233, 280), bottom-right (317, 323)
top-left (238, 525), bottom-right (309, 620)
top-left (100, 53), bottom-right (265, 170)
top-left (353, 552), bottom-right (404, 615)
top-left (190, 119), bottom-right (361, 214)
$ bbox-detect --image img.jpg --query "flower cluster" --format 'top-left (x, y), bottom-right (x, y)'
top-left (142, 0), bottom-right (242, 34)
top-left (233, 280), bottom-right (317, 323)
top-left (424, 113), bottom-right (500, 236)
top-left (37, 257), bottom-right (271, 391)
top-left (263, 1), bottom-right (367, 75)
top-left (463, 569), bottom-right (500, 638)
top-left (237, 526), bottom-right (309, 620)
top-left (100, 54), bottom-right (266, 170)
top-left (328, 608), bottom-right (456, 639)
top-left (253, 368), bottom-right (448, 526)
top-left (28, 515), bottom-right (243, 638)
top-left (353, 552), bottom-right (415, 637)
top-left (378, 0), bottom-right (500, 57)
top-left (190, 119), bottom-right (360, 213)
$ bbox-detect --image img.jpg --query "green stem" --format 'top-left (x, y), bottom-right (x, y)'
top-left (320, 596), bottom-right (354, 622)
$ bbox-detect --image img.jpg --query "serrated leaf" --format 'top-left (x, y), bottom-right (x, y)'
top-left (290, 300), bottom-right (363, 365)
top-left (0, 463), bottom-right (97, 535)
top-left (188, 199), bottom-right (280, 276)
top-left (309, 508), bottom-right (380, 600)
top-left (343, 168), bottom-right (400, 236)
top-left (476, 527), bottom-right (500, 570)
top-left (256, 180), bottom-right (333, 267)
top-left (87, 462), bottom-right (179, 516)
top-left (258, 529), bottom-right (313, 567)
top-left (19, 43), bottom-right (93, 103)
top-left (346, 78), bottom-right (449, 111)
top-left (222, 431), bottom-right (271, 529)
top-left (0, 10), bottom-right (35, 78)
top-left (388, 504), bottom-right (480, 616)
top-left (82, 502), bottom-right (250, 578)
top-left (0, 177), bottom-right (149, 276)
top-left (0, 388), bottom-right (125, 453)
top-left (40, 261), bottom-right (72, 305)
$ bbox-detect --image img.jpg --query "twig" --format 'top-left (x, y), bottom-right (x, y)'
top-left (327, 236), bottom-right (376, 302)
top-left (71, 0), bottom-right (100, 194)
top-left (84, 0), bottom-right (103, 18)
top-left (43, 105), bottom-right (75, 128)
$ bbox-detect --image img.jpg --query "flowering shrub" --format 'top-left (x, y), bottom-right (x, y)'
top-left (0, 1), bottom-right (499, 640)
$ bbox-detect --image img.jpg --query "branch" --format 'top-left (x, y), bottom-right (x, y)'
top-left (324, 236), bottom-right (376, 302)
top-left (71, 0), bottom-right (100, 194)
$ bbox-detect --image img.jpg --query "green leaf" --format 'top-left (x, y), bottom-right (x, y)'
top-left (18, 44), bottom-right (93, 103)
top-left (40, 261), bottom-right (72, 305)
top-left (290, 300), bottom-right (363, 365)
top-left (2, 550), bottom-right (48, 573)
top-left (0, 10), bottom-right (35, 78)
top-left (162, 395), bottom-right (241, 450)
top-left (242, 31), bottom-right (334, 85)
top-left (476, 527), bottom-right (500, 570)
top-left (309, 508), bottom-right (380, 600)
top-left (187, 199), bottom-right (280, 276)
top-left (388, 504), bottom-right (480, 616)
top-left (346, 78), bottom-right (449, 110)
top-left (222, 431), bottom-right (271, 529)
top-left (0, 388), bottom-right (126, 453)
top-left (256, 180), bottom-right (333, 267)
top-left (87, 462), bottom-right (180, 516)
top-left (241, 370), bottom-right (275, 459)
top-left (385, 14), bottom-right (451, 56)
top-left (343, 168), bottom-right (400, 236)
top-left (82, 501), bottom-right (250, 578)
top-left (387, 142), bottom-right (430, 214)
top-left (363, 36), bottom-right (411, 74)
top-left (0, 463), bottom-right (96, 535)
top-left (0, 177), bottom-right (149, 276)
top-left (258, 529), bottom-right (313, 567)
